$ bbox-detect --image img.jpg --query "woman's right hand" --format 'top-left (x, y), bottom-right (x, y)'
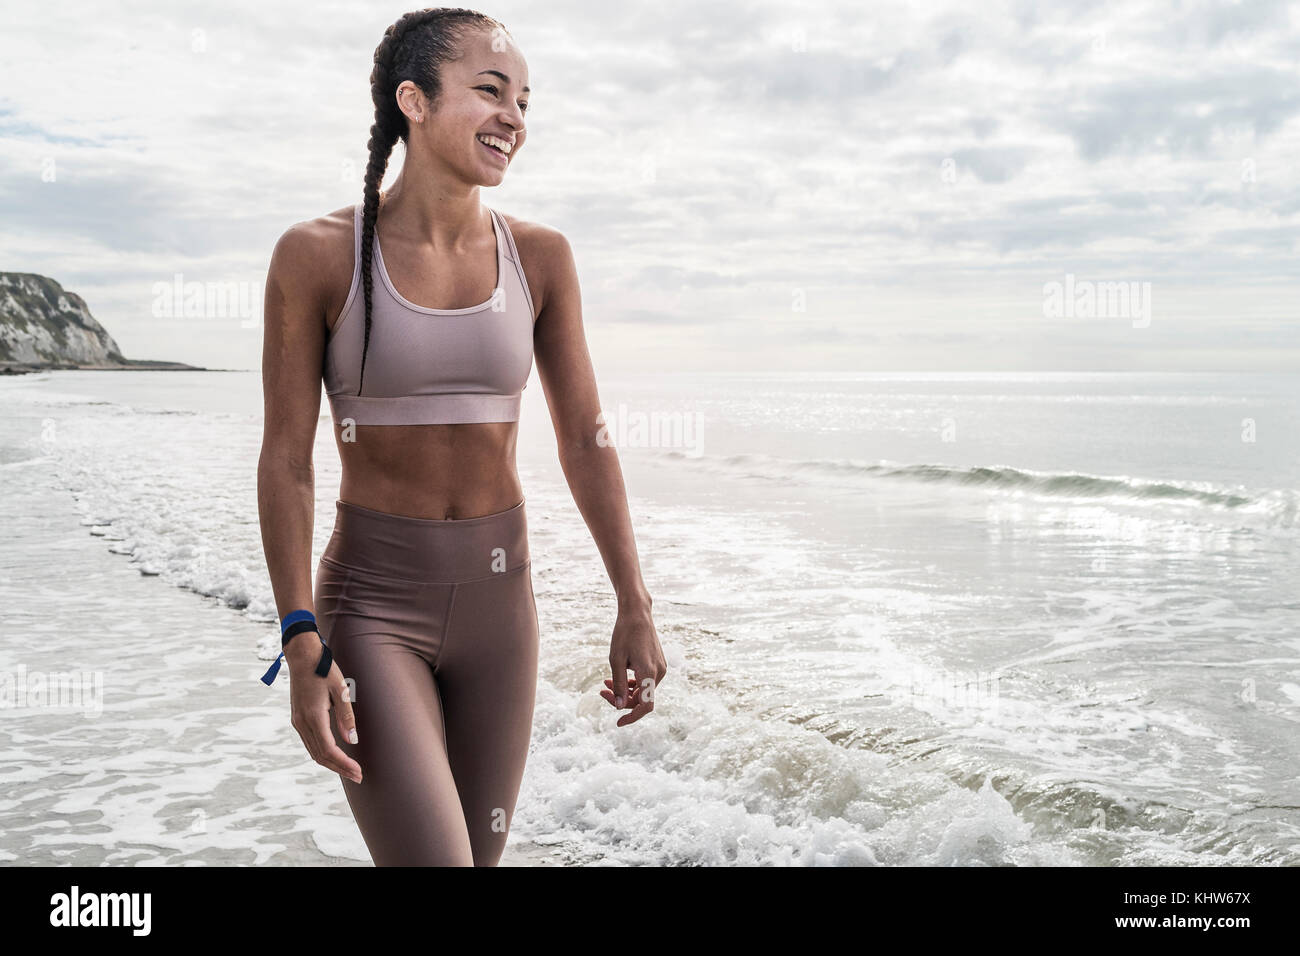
top-left (285, 635), bottom-right (362, 784)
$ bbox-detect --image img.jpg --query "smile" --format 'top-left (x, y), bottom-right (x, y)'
top-left (477, 134), bottom-right (510, 165)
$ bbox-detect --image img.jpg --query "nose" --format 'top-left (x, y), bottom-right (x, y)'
top-left (500, 103), bottom-right (525, 132)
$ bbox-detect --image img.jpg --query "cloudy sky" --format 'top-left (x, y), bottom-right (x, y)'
top-left (2, 0), bottom-right (1298, 373)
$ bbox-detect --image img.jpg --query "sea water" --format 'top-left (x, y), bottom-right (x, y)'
top-left (1, 369), bottom-right (1296, 865)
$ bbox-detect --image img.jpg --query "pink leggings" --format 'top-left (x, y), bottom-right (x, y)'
top-left (313, 497), bottom-right (538, 866)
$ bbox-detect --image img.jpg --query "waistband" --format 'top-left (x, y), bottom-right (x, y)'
top-left (326, 391), bottom-right (522, 426)
top-left (322, 497), bottom-right (530, 584)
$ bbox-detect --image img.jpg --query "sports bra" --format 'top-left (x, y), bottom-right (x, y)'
top-left (323, 201), bottom-right (536, 426)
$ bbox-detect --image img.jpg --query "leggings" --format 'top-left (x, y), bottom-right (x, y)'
top-left (312, 497), bottom-right (539, 866)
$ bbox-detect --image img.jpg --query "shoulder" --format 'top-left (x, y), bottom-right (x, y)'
top-left (498, 211), bottom-right (571, 261)
top-left (496, 211), bottom-right (576, 315)
top-left (271, 204), bottom-right (355, 276)
top-left (267, 204), bottom-right (357, 321)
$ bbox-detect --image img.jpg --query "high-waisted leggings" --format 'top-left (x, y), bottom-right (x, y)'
top-left (312, 497), bottom-right (538, 866)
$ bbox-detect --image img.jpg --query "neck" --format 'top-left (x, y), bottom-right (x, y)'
top-left (379, 157), bottom-right (487, 248)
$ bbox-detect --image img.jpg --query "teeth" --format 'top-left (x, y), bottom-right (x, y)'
top-left (476, 134), bottom-right (512, 154)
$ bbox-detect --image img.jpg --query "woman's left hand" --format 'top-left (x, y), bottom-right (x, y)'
top-left (601, 603), bottom-right (666, 726)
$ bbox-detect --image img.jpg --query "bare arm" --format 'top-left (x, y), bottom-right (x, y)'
top-left (534, 229), bottom-right (650, 610)
top-left (257, 222), bottom-right (361, 781)
top-left (257, 223), bottom-right (326, 628)
top-left (532, 229), bottom-right (666, 724)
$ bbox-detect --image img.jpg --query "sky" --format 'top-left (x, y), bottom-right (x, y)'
top-left (1, 0), bottom-right (1298, 374)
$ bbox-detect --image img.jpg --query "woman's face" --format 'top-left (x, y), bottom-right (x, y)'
top-left (404, 27), bottom-right (530, 186)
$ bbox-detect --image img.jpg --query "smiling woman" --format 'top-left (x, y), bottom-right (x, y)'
top-left (356, 13), bottom-right (531, 396)
top-left (256, 4), bottom-right (666, 869)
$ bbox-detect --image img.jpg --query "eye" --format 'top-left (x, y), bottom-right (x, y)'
top-left (478, 84), bottom-right (529, 113)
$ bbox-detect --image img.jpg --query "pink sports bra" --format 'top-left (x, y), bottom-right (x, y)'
top-left (323, 202), bottom-right (536, 426)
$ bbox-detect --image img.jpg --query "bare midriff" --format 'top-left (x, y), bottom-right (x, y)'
top-left (333, 421), bottom-right (523, 520)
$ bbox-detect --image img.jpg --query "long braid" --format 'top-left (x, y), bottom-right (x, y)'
top-left (357, 7), bottom-right (509, 396)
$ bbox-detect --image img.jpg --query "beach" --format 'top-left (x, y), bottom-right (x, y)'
top-left (2, 369), bottom-right (1297, 865)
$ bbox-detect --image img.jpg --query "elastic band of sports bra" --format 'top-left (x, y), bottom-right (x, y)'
top-left (259, 609), bottom-right (333, 685)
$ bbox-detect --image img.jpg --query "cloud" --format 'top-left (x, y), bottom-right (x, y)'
top-left (0, 0), bottom-right (1295, 371)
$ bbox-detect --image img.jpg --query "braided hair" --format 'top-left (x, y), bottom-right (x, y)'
top-left (358, 7), bottom-right (510, 395)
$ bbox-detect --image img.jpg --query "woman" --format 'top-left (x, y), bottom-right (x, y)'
top-left (256, 7), bottom-right (666, 866)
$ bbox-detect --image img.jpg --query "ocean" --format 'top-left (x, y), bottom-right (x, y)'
top-left (1, 369), bottom-right (1297, 865)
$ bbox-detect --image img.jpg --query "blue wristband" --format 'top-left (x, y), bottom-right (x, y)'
top-left (260, 610), bottom-right (332, 685)
top-left (280, 609), bottom-right (316, 633)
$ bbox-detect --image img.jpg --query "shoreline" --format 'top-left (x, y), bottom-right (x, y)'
top-left (1, 362), bottom-right (209, 375)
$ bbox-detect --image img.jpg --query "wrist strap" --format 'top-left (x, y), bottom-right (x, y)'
top-left (259, 609), bottom-right (332, 685)
top-left (282, 619), bottom-right (320, 646)
top-left (280, 609), bottom-right (316, 635)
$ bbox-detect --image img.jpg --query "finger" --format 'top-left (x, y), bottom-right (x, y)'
top-left (610, 655), bottom-right (629, 708)
top-left (603, 677), bottom-right (647, 712)
top-left (330, 670), bottom-right (359, 746)
top-left (616, 697), bottom-right (655, 727)
top-left (311, 709), bottom-right (362, 782)
top-left (601, 678), bottom-right (637, 708)
top-left (599, 686), bottom-right (636, 708)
